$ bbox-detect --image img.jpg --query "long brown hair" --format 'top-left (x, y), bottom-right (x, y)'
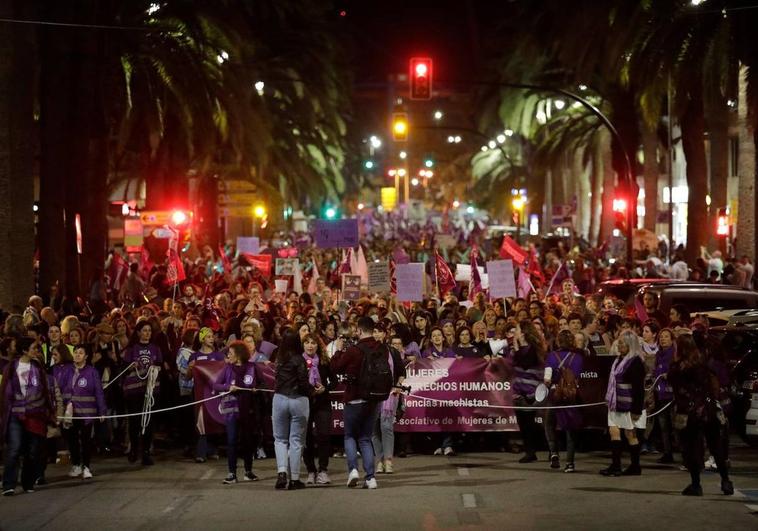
top-left (519, 319), bottom-right (546, 362)
top-left (674, 334), bottom-right (702, 369)
top-left (302, 333), bottom-right (327, 365)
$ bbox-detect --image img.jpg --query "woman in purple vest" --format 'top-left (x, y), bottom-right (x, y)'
top-left (510, 320), bottom-right (546, 464)
top-left (2, 338), bottom-right (54, 496)
top-left (214, 341), bottom-right (258, 484)
top-left (422, 327), bottom-right (455, 359)
top-left (543, 330), bottom-right (584, 472)
top-left (122, 320), bottom-right (162, 466)
top-left (653, 328), bottom-right (676, 464)
top-left (190, 327), bottom-right (226, 462)
top-left (65, 345), bottom-right (107, 479)
top-left (600, 330), bottom-right (646, 477)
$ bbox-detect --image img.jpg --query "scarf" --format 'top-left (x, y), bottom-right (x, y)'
top-left (605, 353), bottom-right (636, 411)
top-left (302, 353), bottom-right (321, 387)
top-left (641, 341), bottom-right (659, 357)
top-left (381, 351), bottom-right (399, 418)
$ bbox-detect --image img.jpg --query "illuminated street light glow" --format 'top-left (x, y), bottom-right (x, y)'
top-left (121, 203), bottom-right (130, 216)
top-left (254, 81), bottom-right (265, 95)
top-left (578, 84), bottom-right (588, 91)
top-left (553, 99), bottom-right (565, 110)
top-left (411, 177), bottom-right (420, 186)
top-left (388, 169), bottom-right (397, 177)
top-left (433, 110), bottom-right (443, 120)
top-left (357, 203), bottom-right (365, 211)
top-left (481, 146), bottom-right (488, 152)
top-left (536, 110), bottom-right (547, 124)
top-left (512, 197), bottom-right (525, 211)
top-left (504, 129), bottom-right (514, 137)
top-left (447, 135), bottom-right (455, 143)
top-left (397, 168), bottom-right (407, 177)
top-left (254, 205), bottom-right (266, 218)
top-left (399, 150), bottom-right (407, 159)
top-left (466, 205), bottom-right (475, 214)
top-left (147, 3), bottom-right (161, 15)
top-left (216, 50), bottom-right (229, 64)
top-left (496, 134), bottom-right (506, 144)
top-left (454, 135), bottom-right (462, 143)
top-left (488, 140), bottom-right (496, 149)
top-left (452, 200), bottom-right (461, 208)
top-left (369, 135), bottom-right (382, 149)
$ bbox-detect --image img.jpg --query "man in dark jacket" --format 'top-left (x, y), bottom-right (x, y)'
top-left (331, 317), bottom-right (384, 489)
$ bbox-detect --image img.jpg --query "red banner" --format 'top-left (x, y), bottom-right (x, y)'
top-left (240, 253), bottom-right (272, 277)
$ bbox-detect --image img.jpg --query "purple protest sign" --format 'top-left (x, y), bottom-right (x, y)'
top-left (395, 262), bottom-right (425, 302)
top-left (314, 219), bottom-right (359, 248)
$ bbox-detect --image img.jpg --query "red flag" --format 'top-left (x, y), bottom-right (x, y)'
top-left (200, 284), bottom-right (220, 331)
top-left (435, 251), bottom-right (456, 296)
top-left (108, 252), bottom-right (128, 290)
top-left (166, 248), bottom-right (186, 284)
top-left (338, 248), bottom-right (353, 275)
top-left (139, 247), bottom-right (154, 279)
top-left (517, 265), bottom-right (532, 298)
top-left (218, 245), bottom-right (232, 275)
top-left (240, 253), bottom-right (272, 277)
top-left (527, 246), bottom-right (545, 284)
top-left (469, 246), bottom-right (483, 301)
top-left (499, 235), bottom-right (527, 265)
top-left (635, 297), bottom-right (649, 322)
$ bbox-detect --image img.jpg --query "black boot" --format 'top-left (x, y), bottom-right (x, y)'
top-left (275, 472), bottom-right (288, 490)
top-left (600, 440), bottom-right (622, 476)
top-left (622, 444), bottom-right (641, 475)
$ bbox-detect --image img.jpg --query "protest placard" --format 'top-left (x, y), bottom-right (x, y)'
top-left (275, 258), bottom-right (299, 276)
top-left (341, 274), bottom-right (362, 301)
top-left (367, 261), bottom-right (391, 292)
top-left (314, 219), bottom-right (359, 248)
top-left (274, 279), bottom-right (289, 293)
top-left (487, 259), bottom-right (517, 298)
top-left (455, 264), bottom-right (485, 282)
top-left (395, 263), bottom-right (425, 302)
top-left (236, 236), bottom-right (259, 255)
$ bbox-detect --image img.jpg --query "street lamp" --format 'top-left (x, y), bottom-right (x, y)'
top-left (512, 195), bottom-right (526, 244)
top-left (253, 204), bottom-right (266, 237)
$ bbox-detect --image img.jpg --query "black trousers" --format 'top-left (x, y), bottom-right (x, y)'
top-left (515, 409), bottom-right (542, 456)
top-left (679, 418), bottom-right (729, 485)
top-left (303, 402), bottom-right (332, 473)
top-left (67, 420), bottom-right (94, 468)
top-left (126, 396), bottom-right (154, 456)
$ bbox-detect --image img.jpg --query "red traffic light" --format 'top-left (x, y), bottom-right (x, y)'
top-left (612, 198), bottom-right (627, 213)
top-left (717, 208), bottom-right (729, 236)
top-left (410, 57), bottom-right (432, 100)
top-left (171, 210), bottom-right (189, 226)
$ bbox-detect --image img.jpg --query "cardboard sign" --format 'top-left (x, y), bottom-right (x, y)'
top-left (487, 260), bottom-right (517, 298)
top-left (455, 264), bottom-right (485, 282)
top-left (395, 263), bottom-right (425, 302)
top-left (275, 258), bottom-right (299, 276)
top-left (314, 219), bottom-right (359, 248)
top-left (236, 236), bottom-right (260, 255)
top-left (341, 274), bottom-right (362, 301)
top-left (436, 234), bottom-right (457, 249)
top-left (367, 261), bottom-right (391, 292)
top-left (274, 279), bottom-right (289, 293)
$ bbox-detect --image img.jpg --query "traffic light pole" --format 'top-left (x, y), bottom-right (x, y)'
top-left (443, 80), bottom-right (636, 263)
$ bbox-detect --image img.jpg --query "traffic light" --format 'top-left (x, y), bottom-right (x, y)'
top-left (717, 208), bottom-right (729, 236)
top-left (409, 57), bottom-right (432, 100)
top-left (392, 112), bottom-right (408, 141)
top-left (171, 209), bottom-right (190, 226)
top-left (612, 197), bottom-right (627, 232)
top-left (322, 205), bottom-right (339, 219)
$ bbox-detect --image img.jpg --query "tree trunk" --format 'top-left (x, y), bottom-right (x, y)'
top-left (736, 65), bottom-right (755, 260)
top-left (641, 122), bottom-right (659, 232)
top-left (589, 137), bottom-right (603, 246)
top-left (680, 87), bottom-right (710, 265)
top-left (706, 92), bottom-right (730, 252)
top-left (598, 129), bottom-right (616, 246)
top-left (0, 0), bottom-right (35, 312)
top-left (574, 147), bottom-right (591, 239)
top-left (608, 87), bottom-right (641, 231)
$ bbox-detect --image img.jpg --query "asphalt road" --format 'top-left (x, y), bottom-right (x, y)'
top-left (2, 441), bottom-right (757, 530)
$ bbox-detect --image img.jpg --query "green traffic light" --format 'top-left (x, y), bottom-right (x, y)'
top-left (424, 159), bottom-right (434, 168)
top-left (364, 160), bottom-right (374, 170)
top-left (325, 207), bottom-right (337, 219)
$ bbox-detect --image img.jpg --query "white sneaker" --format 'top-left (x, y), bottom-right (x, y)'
top-left (316, 471), bottom-right (331, 485)
top-left (69, 465), bottom-right (82, 477)
top-left (444, 446), bottom-right (455, 456)
top-left (704, 456), bottom-right (717, 471)
top-left (376, 461), bottom-right (385, 474)
top-left (306, 472), bottom-right (316, 484)
top-left (256, 447), bottom-right (267, 459)
top-left (347, 468), bottom-right (360, 487)
top-left (82, 467), bottom-right (93, 479)
top-left (363, 478), bottom-right (378, 489)
top-left (433, 448), bottom-right (443, 456)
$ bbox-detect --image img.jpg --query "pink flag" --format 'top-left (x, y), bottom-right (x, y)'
top-left (469, 246), bottom-right (483, 301)
top-left (339, 248), bottom-right (352, 275)
top-left (354, 245), bottom-right (369, 285)
top-left (307, 259), bottom-right (320, 294)
top-left (517, 265), bottom-right (532, 298)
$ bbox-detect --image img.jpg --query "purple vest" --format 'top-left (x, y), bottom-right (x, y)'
top-left (422, 346), bottom-right (455, 359)
top-left (69, 365), bottom-right (108, 423)
top-left (614, 371), bottom-right (634, 413)
top-left (190, 350), bottom-right (226, 363)
top-left (653, 347), bottom-right (674, 401)
top-left (6, 360), bottom-right (48, 419)
top-left (53, 363), bottom-right (75, 404)
top-left (213, 362), bottom-right (256, 421)
top-left (122, 343), bottom-right (162, 398)
top-left (512, 365), bottom-right (543, 400)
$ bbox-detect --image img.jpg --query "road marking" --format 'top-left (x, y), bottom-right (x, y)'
top-left (457, 467), bottom-right (470, 476)
top-left (162, 497), bottom-right (185, 514)
top-left (744, 504), bottom-right (758, 513)
top-left (461, 494), bottom-right (477, 508)
top-left (200, 469), bottom-right (214, 480)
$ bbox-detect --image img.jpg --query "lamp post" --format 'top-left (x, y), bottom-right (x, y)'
top-left (253, 204), bottom-right (266, 237)
top-left (512, 195), bottom-right (525, 244)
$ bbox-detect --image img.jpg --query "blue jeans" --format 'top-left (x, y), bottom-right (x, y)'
top-left (3, 416), bottom-right (42, 491)
top-left (372, 413), bottom-right (395, 461)
top-left (272, 394), bottom-right (309, 480)
top-left (344, 401), bottom-right (380, 479)
top-left (226, 415), bottom-right (253, 475)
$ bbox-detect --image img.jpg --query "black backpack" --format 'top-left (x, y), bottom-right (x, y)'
top-left (355, 343), bottom-right (394, 402)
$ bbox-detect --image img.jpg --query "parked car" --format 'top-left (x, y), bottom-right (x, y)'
top-left (698, 309), bottom-right (758, 327)
top-left (708, 324), bottom-right (758, 445)
top-left (595, 279), bottom-right (691, 305)
top-left (638, 283), bottom-right (758, 316)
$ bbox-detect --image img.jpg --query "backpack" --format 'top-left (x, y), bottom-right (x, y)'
top-left (355, 343), bottom-right (394, 402)
top-left (552, 352), bottom-right (578, 405)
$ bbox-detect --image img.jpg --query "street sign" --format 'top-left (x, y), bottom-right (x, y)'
top-left (219, 193), bottom-right (257, 205)
top-left (124, 219), bottom-right (144, 251)
top-left (220, 206), bottom-right (254, 218)
top-left (140, 210), bottom-right (173, 226)
top-left (152, 227), bottom-right (175, 239)
top-left (217, 179), bottom-right (257, 192)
